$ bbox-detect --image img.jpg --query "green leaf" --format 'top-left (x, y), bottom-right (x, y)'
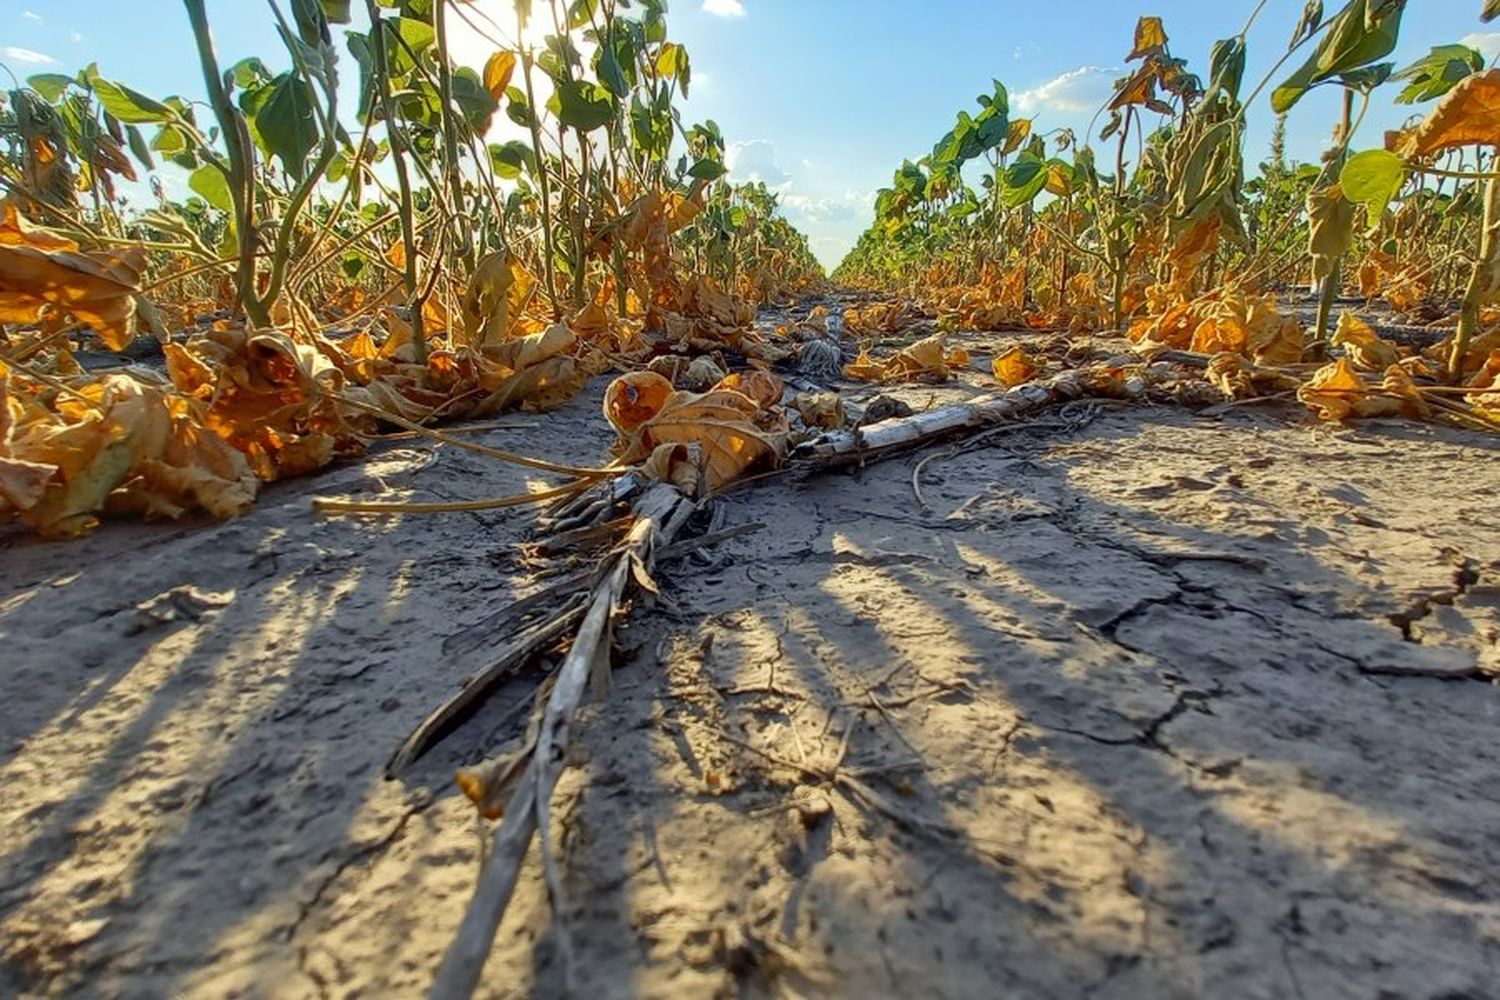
top-left (189, 164), bottom-right (235, 213)
top-left (505, 86), bottom-right (536, 129)
top-left (226, 57), bottom-right (274, 92)
top-left (125, 124), bottom-right (155, 171)
top-left (688, 159), bottom-right (727, 181)
top-left (291, 0), bottom-right (332, 48)
top-left (91, 78), bottom-right (175, 125)
top-left (598, 36), bottom-right (631, 98)
top-left (630, 94), bottom-right (672, 159)
top-left (321, 0), bottom-right (352, 23)
top-left (1338, 62), bottom-right (1392, 92)
top-left (567, 0), bottom-right (601, 28)
top-left (1391, 44), bottom-right (1484, 104)
top-left (1272, 0), bottom-right (1405, 114)
top-left (1291, 1), bottom-right (1325, 47)
top-left (1207, 36), bottom-right (1246, 103)
top-left (449, 67), bottom-right (498, 135)
top-left (1001, 154), bottom-right (1048, 208)
top-left (250, 73), bottom-right (320, 180)
top-left (1340, 148), bottom-right (1405, 230)
top-left (488, 139), bottom-right (535, 179)
top-left (26, 73), bottom-right (74, 102)
top-left (554, 79), bottom-right (614, 132)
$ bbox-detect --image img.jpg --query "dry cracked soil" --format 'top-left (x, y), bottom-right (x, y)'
top-left (3, 324), bottom-right (1499, 1000)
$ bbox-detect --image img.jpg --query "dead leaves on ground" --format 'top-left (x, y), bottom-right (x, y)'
top-left (0, 202), bottom-right (145, 350)
top-left (843, 333), bottom-right (971, 383)
top-left (2, 306), bottom-right (603, 536)
top-left (0, 365), bottom-right (257, 538)
top-left (604, 369), bottom-right (788, 495)
top-left (1130, 289), bottom-right (1305, 365)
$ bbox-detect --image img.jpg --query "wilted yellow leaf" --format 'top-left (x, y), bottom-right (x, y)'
top-left (1401, 68), bottom-right (1500, 158)
top-left (1297, 357), bottom-right (1405, 421)
top-left (604, 371), bottom-right (787, 493)
top-left (843, 333), bottom-right (969, 383)
top-left (462, 251), bottom-right (517, 346)
top-left (991, 345), bottom-right (1037, 387)
top-left (0, 202), bottom-right (145, 350)
top-left (1331, 312), bottom-right (1400, 370)
top-left (1128, 16), bottom-right (1168, 60)
top-left (483, 50), bottom-right (518, 101)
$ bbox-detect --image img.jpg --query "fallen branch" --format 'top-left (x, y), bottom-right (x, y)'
top-left (387, 599), bottom-right (587, 778)
top-left (795, 367), bottom-right (1131, 468)
top-left (429, 483), bottom-right (690, 999)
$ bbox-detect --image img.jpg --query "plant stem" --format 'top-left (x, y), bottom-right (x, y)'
top-left (1452, 168), bottom-right (1500, 381)
top-left (182, 0), bottom-right (270, 328)
top-left (519, 46), bottom-right (562, 320)
top-left (1314, 89), bottom-right (1355, 343)
top-left (433, 0), bottom-right (472, 264)
top-left (365, 0), bottom-right (427, 364)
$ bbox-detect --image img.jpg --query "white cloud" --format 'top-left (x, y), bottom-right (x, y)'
top-left (1014, 65), bottom-right (1117, 115)
top-left (71, 30), bottom-right (84, 44)
top-left (1462, 32), bottom-right (1500, 61)
top-left (22, 10), bottom-right (42, 22)
top-left (702, 0), bottom-right (745, 17)
top-left (4, 46), bottom-right (56, 64)
top-left (727, 140), bottom-right (790, 186)
top-left (781, 190), bottom-right (872, 226)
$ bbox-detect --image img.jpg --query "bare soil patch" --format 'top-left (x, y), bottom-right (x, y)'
top-left (3, 335), bottom-right (1498, 999)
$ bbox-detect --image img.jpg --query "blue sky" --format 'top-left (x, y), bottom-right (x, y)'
top-left (2, 1), bottom-right (1492, 268)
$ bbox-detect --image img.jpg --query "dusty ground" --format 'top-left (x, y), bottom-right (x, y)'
top-left (3, 320), bottom-right (1499, 999)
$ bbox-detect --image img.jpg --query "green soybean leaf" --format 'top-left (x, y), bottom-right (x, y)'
top-left (1340, 148), bottom-right (1406, 230)
top-left (125, 124), bottom-right (155, 171)
top-left (1208, 36), bottom-right (1246, 103)
top-left (489, 139), bottom-right (535, 179)
top-left (251, 73), bottom-right (320, 180)
top-left (91, 78), bottom-right (175, 124)
top-left (688, 159), bottom-right (727, 181)
top-left (1392, 44), bottom-right (1484, 104)
top-left (26, 73), bottom-right (74, 102)
top-left (189, 163), bottom-right (234, 213)
top-left (554, 79), bottom-right (614, 132)
top-left (1001, 153), bottom-right (1048, 208)
top-left (1272, 0), bottom-right (1404, 114)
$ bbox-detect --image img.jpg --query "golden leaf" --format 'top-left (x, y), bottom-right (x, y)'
top-left (461, 251), bottom-right (517, 346)
top-left (842, 333), bottom-right (968, 383)
top-left (1297, 357), bottom-right (1404, 421)
top-left (483, 50), bottom-right (518, 101)
top-left (605, 372), bottom-right (787, 493)
top-left (0, 202), bottom-right (145, 350)
top-left (1402, 69), bottom-right (1500, 159)
top-left (1191, 317), bottom-right (1248, 355)
top-left (604, 371), bottom-right (674, 434)
top-left (991, 345), bottom-right (1037, 387)
top-left (1331, 312), bottom-right (1400, 370)
top-left (1128, 16), bottom-right (1169, 61)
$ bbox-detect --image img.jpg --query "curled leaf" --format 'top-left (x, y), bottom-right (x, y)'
top-left (0, 203), bottom-right (145, 350)
top-left (1400, 68), bottom-right (1500, 158)
top-left (1331, 312), bottom-right (1400, 370)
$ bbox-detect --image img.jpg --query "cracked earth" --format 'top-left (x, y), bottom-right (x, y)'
top-left (2, 354), bottom-right (1499, 998)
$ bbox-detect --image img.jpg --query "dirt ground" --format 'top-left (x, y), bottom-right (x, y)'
top-left (3, 322), bottom-right (1499, 999)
